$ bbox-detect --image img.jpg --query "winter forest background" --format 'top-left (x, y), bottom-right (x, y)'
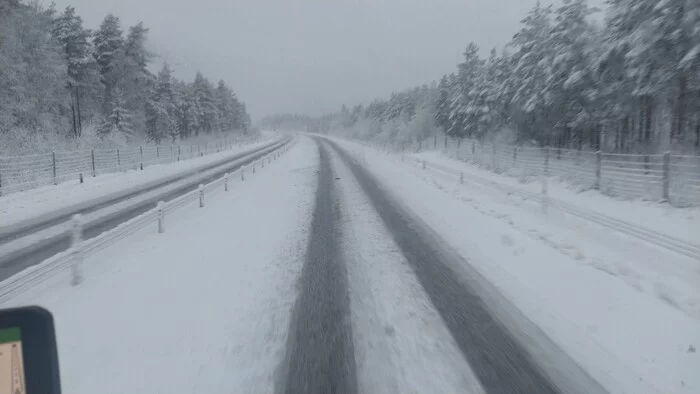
top-left (0, 0), bottom-right (252, 155)
top-left (263, 0), bottom-right (700, 154)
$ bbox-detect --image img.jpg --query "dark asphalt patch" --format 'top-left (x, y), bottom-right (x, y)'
top-left (279, 141), bottom-right (357, 394)
top-left (323, 138), bottom-right (559, 394)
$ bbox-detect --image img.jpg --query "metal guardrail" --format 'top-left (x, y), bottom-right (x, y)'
top-left (411, 156), bottom-right (700, 261)
top-left (0, 140), bottom-right (295, 304)
top-left (403, 135), bottom-right (700, 207)
top-left (0, 135), bottom-right (264, 196)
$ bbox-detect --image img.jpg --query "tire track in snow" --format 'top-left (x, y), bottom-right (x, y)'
top-left (323, 137), bottom-right (559, 394)
top-left (279, 140), bottom-right (358, 394)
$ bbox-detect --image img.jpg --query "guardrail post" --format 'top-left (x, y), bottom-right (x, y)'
top-left (178, 145), bottom-right (181, 161)
top-left (595, 151), bottom-right (602, 190)
top-left (52, 151), bottom-right (57, 185)
top-left (262, 157), bottom-right (265, 168)
top-left (117, 149), bottom-right (121, 170)
top-left (170, 145), bottom-right (173, 161)
top-left (472, 140), bottom-right (476, 156)
top-left (253, 162), bottom-right (256, 174)
top-left (224, 172), bottom-right (229, 191)
top-left (663, 151), bottom-right (671, 201)
top-left (434, 135), bottom-right (437, 149)
top-left (444, 136), bottom-right (448, 151)
top-left (71, 214), bottom-right (83, 286)
top-left (544, 146), bottom-right (550, 176)
top-left (140, 146), bottom-right (144, 170)
top-left (79, 173), bottom-right (83, 184)
top-left (422, 160), bottom-right (426, 170)
top-left (91, 149), bottom-right (96, 177)
top-left (199, 184), bottom-right (204, 208)
top-left (158, 200), bottom-right (165, 234)
top-left (156, 146), bottom-right (159, 158)
top-left (513, 147), bottom-right (517, 166)
top-left (241, 167), bottom-right (245, 181)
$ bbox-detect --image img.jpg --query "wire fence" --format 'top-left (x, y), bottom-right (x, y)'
top-left (0, 135), bottom-right (262, 196)
top-left (0, 140), bottom-right (295, 304)
top-left (401, 135), bottom-right (700, 207)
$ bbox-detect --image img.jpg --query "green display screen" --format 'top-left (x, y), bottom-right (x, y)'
top-left (0, 327), bottom-right (21, 345)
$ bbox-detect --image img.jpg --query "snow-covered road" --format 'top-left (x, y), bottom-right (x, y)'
top-left (1, 135), bottom-right (697, 394)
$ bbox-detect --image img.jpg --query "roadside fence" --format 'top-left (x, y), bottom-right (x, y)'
top-left (403, 135), bottom-right (700, 207)
top-left (0, 139), bottom-right (295, 303)
top-left (0, 135), bottom-right (263, 196)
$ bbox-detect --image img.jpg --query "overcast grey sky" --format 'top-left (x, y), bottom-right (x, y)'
top-left (47, 0), bottom-right (602, 120)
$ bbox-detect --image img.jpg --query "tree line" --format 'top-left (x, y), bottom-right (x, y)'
top-left (0, 0), bottom-right (251, 151)
top-left (313, 0), bottom-right (700, 154)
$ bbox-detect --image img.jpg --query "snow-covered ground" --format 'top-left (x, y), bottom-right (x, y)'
top-left (0, 132), bottom-right (278, 228)
top-left (1, 137), bottom-right (315, 393)
top-left (413, 150), bottom-right (700, 246)
top-left (332, 137), bottom-right (700, 394)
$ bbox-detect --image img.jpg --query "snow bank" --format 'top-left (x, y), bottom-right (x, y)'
top-left (413, 150), bottom-right (700, 246)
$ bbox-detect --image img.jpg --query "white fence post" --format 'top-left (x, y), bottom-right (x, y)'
top-left (542, 146), bottom-right (550, 214)
top-left (199, 184), bottom-right (204, 208)
top-left (224, 172), bottom-right (229, 191)
top-left (91, 149), bottom-right (96, 177)
top-left (663, 151), bottom-right (671, 201)
top-left (52, 151), bottom-right (57, 185)
top-left (158, 200), bottom-right (165, 234)
top-left (71, 214), bottom-right (83, 286)
top-left (595, 151), bottom-right (602, 190)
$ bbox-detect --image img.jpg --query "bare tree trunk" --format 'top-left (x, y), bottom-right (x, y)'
top-left (638, 98), bottom-right (644, 145)
top-left (70, 87), bottom-right (78, 138)
top-left (75, 86), bottom-right (83, 138)
top-left (676, 74), bottom-right (687, 140)
top-left (644, 95), bottom-right (653, 146)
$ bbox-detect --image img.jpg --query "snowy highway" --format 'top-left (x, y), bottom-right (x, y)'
top-left (0, 139), bottom-right (288, 281)
top-left (0, 135), bottom-right (698, 393)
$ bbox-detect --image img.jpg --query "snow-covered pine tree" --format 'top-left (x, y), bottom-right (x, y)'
top-left (53, 6), bottom-right (94, 137)
top-left (93, 14), bottom-right (124, 116)
top-left (145, 64), bottom-right (176, 143)
top-left (509, 2), bottom-right (554, 145)
top-left (192, 72), bottom-right (217, 134)
top-left (99, 88), bottom-right (134, 138)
